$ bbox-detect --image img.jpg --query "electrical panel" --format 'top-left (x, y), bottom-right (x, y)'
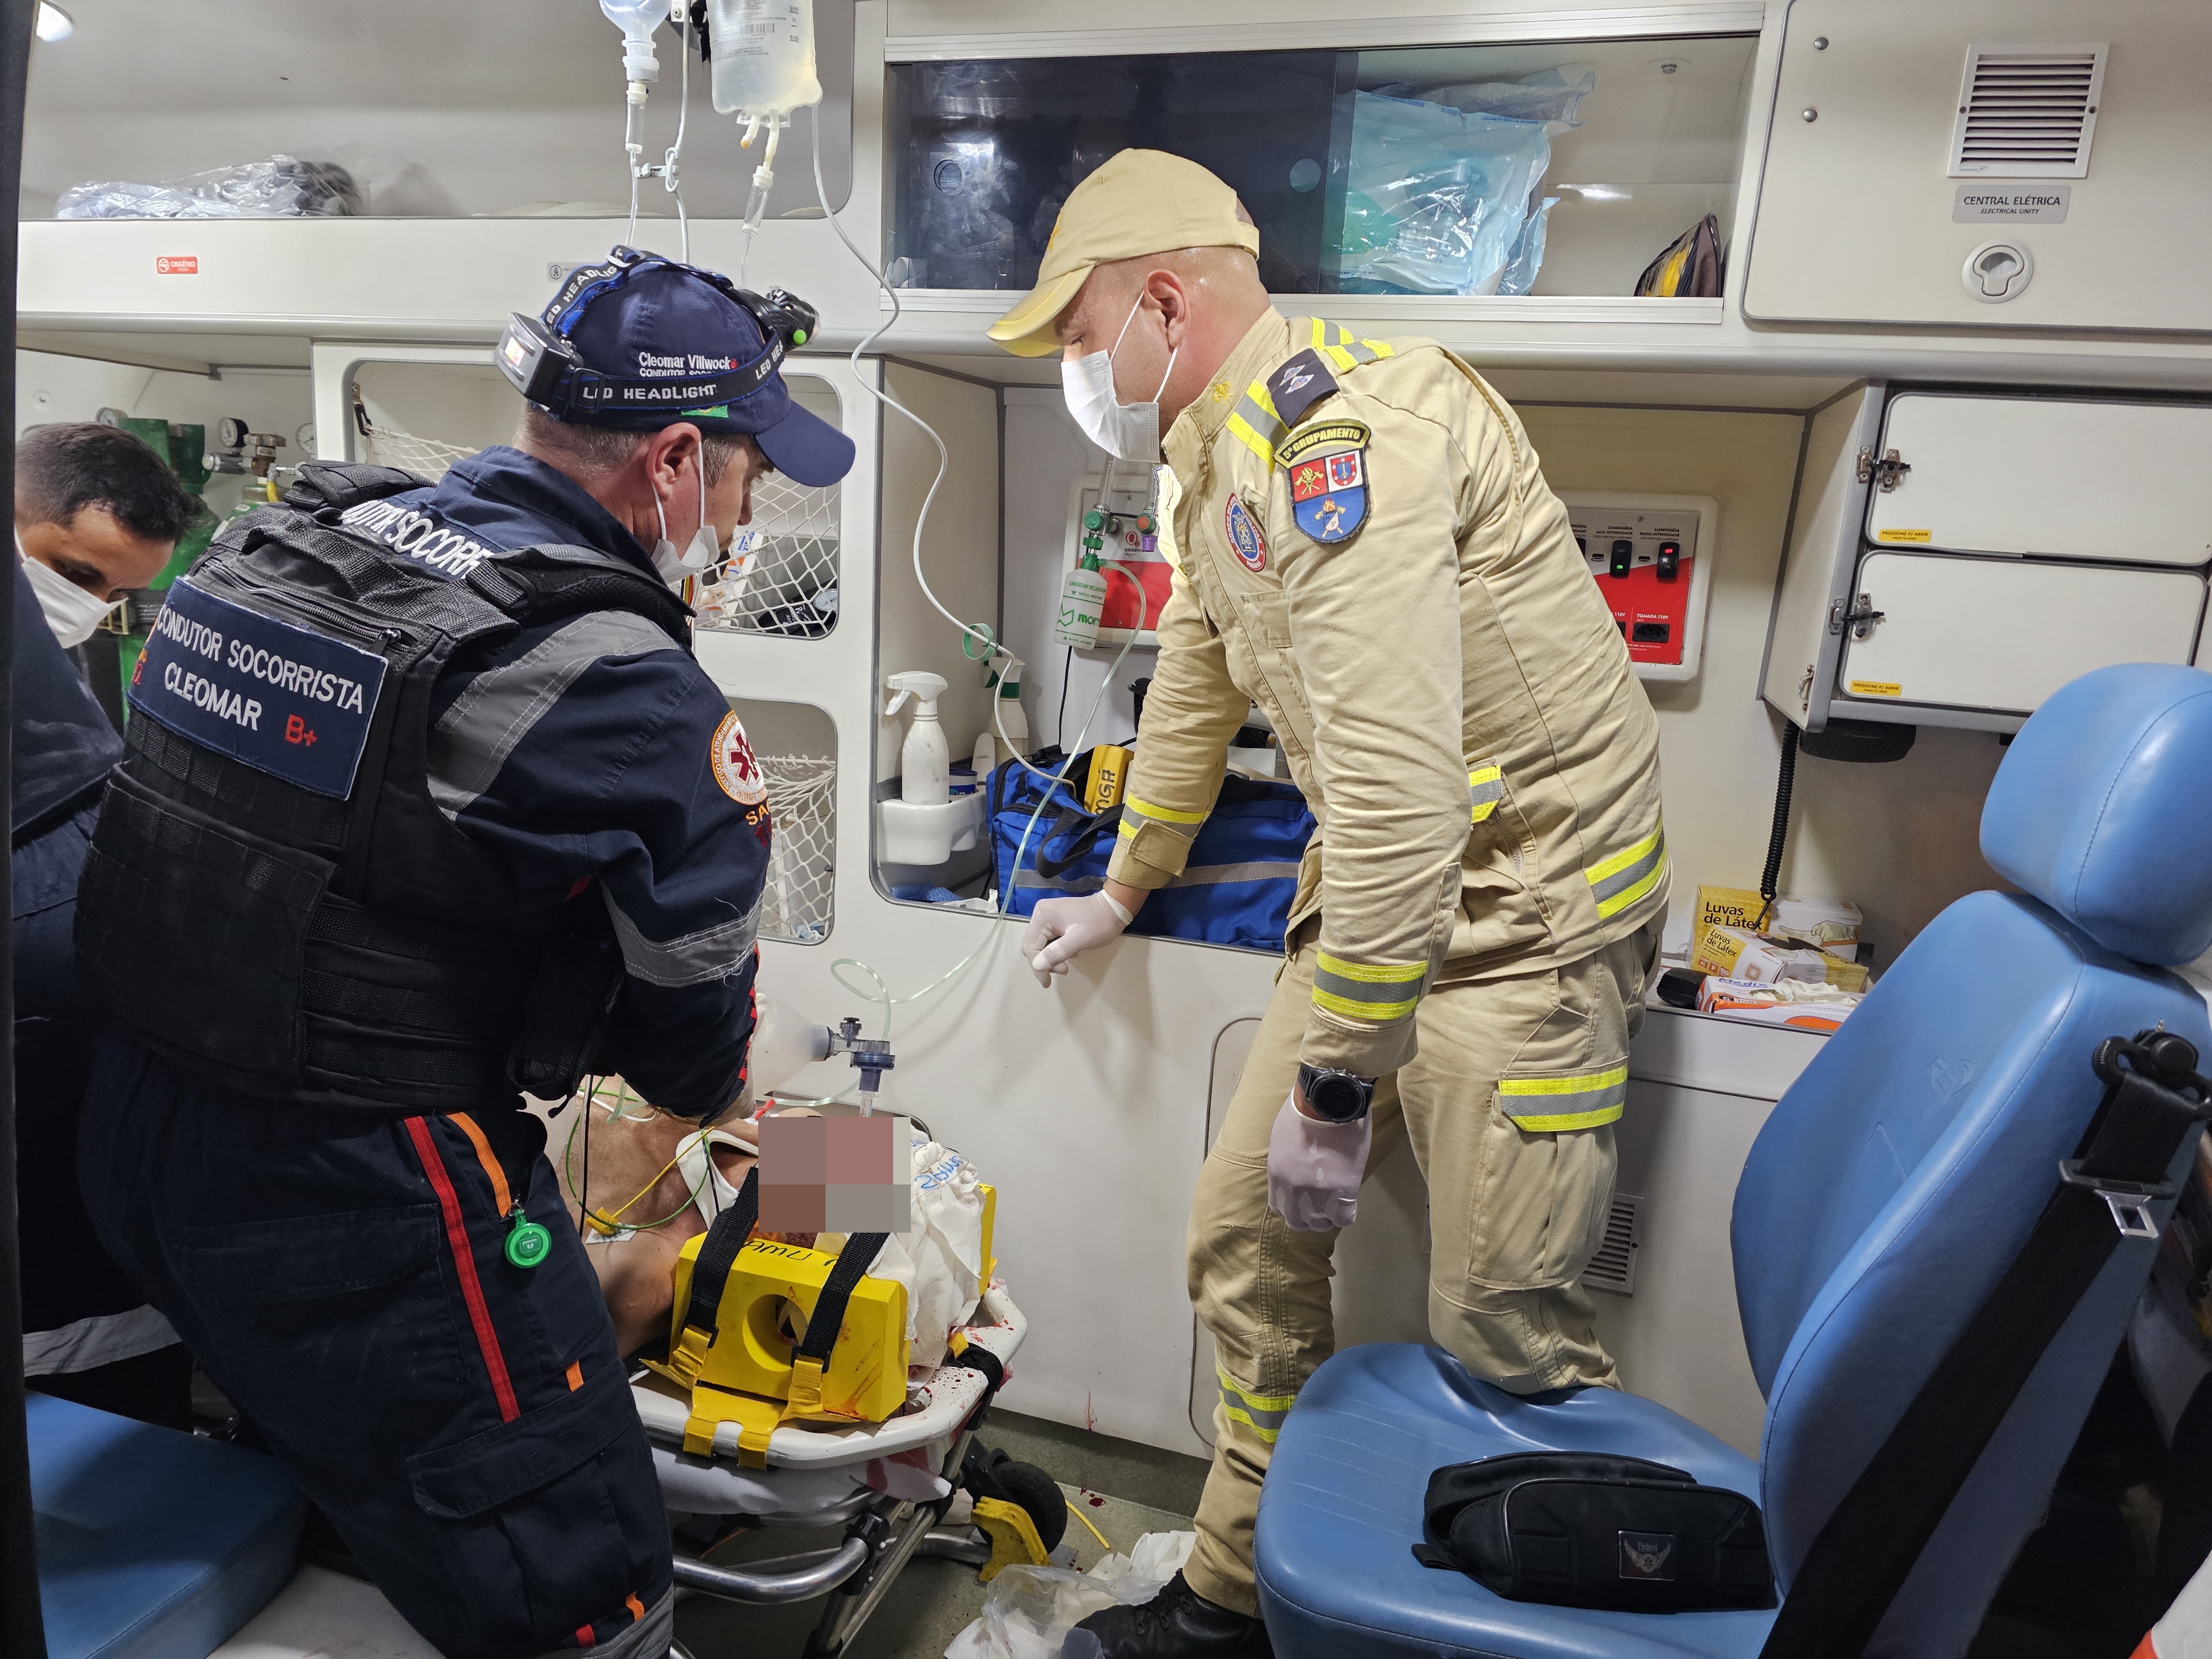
top-left (1559, 493), bottom-right (1718, 684)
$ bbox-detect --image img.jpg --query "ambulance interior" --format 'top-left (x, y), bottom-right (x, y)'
top-left (11, 2), bottom-right (2212, 1656)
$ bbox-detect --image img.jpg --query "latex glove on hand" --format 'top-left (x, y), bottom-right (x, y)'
top-left (1021, 890), bottom-right (1133, 988)
top-left (1267, 1089), bottom-right (1369, 1232)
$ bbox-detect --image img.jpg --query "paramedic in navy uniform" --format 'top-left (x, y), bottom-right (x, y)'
top-left (72, 249), bottom-right (853, 1659)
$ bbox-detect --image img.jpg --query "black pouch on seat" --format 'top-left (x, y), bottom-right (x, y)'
top-left (1413, 1452), bottom-right (1775, 1611)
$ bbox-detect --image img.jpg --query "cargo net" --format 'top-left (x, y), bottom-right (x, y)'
top-left (760, 754), bottom-right (836, 944)
top-left (693, 471), bottom-right (840, 638)
top-left (356, 409), bottom-right (474, 483)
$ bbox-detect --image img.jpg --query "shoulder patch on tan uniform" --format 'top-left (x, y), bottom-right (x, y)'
top-left (1277, 420), bottom-right (1371, 469)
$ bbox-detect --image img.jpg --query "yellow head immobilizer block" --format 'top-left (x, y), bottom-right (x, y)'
top-left (668, 1235), bottom-right (909, 1458)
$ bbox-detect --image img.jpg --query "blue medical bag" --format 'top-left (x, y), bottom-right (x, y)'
top-left (987, 750), bottom-right (1314, 953)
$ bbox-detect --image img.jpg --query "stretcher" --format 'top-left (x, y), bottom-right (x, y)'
top-left (633, 1280), bottom-right (1032, 1655)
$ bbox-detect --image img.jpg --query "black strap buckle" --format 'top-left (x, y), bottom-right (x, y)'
top-left (2055, 1160), bottom-right (2178, 1239)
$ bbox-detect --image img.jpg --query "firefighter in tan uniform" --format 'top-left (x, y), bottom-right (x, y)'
top-left (990, 150), bottom-right (1668, 1659)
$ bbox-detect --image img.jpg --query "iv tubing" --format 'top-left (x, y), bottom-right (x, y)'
top-left (766, 128), bottom-right (1154, 1107)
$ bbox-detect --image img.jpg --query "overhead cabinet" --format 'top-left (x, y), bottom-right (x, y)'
top-left (1764, 387), bottom-right (2212, 733)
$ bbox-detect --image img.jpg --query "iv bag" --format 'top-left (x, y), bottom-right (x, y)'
top-left (597, 0), bottom-right (664, 83)
top-left (707, 0), bottom-right (821, 120)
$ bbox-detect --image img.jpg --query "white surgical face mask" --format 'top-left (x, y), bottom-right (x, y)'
top-left (20, 545), bottom-right (119, 648)
top-left (650, 458), bottom-right (721, 587)
top-left (1061, 293), bottom-right (1178, 463)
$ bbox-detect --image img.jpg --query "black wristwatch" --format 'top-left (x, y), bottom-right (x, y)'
top-left (1297, 1063), bottom-right (1376, 1124)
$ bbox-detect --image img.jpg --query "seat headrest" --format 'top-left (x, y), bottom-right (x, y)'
top-left (1981, 664), bottom-right (2212, 966)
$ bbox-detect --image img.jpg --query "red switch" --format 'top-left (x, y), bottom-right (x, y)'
top-left (1656, 540), bottom-right (1681, 582)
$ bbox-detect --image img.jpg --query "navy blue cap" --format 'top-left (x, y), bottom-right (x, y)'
top-left (556, 263), bottom-right (855, 488)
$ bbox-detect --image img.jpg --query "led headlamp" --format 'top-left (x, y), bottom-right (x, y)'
top-left (497, 244), bottom-right (820, 422)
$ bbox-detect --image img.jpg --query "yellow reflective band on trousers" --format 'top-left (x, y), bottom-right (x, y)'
top-left (1118, 796), bottom-right (1209, 842)
top-left (1584, 823), bottom-right (1667, 920)
top-left (1498, 1065), bottom-right (1630, 1131)
top-left (1305, 317), bottom-right (1396, 373)
top-left (1217, 1368), bottom-right (1296, 1444)
top-left (1467, 762), bottom-right (1505, 823)
top-left (1311, 952), bottom-right (1425, 1024)
top-left (1228, 383), bottom-right (1285, 467)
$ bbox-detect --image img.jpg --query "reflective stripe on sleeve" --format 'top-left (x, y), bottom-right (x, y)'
top-left (1217, 1367), bottom-right (1296, 1444)
top-left (1498, 1065), bottom-right (1629, 1131)
top-left (1312, 951), bottom-right (1425, 1024)
top-left (1584, 823), bottom-right (1668, 920)
top-left (1468, 762), bottom-right (1505, 823)
top-left (1117, 797), bottom-right (1209, 842)
top-left (1228, 383), bottom-right (1286, 467)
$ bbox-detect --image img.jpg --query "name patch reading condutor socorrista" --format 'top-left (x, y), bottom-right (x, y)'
top-left (128, 578), bottom-right (388, 799)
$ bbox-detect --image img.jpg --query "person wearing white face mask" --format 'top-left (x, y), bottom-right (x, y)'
top-left (67, 250), bottom-right (856, 1659)
top-left (989, 151), bottom-right (1668, 1659)
top-left (15, 420), bottom-right (196, 649)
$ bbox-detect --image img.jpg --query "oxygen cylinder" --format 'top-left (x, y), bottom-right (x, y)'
top-left (706, 0), bottom-right (820, 119)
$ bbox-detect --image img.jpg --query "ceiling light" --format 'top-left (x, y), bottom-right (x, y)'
top-left (35, 3), bottom-right (72, 42)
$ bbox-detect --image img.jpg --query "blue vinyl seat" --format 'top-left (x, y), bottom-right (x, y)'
top-left (30, 1391), bottom-right (304, 1659)
top-left (1255, 664), bottom-right (2212, 1659)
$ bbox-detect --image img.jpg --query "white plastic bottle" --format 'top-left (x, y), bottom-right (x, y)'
top-left (996, 668), bottom-right (1030, 757)
top-left (885, 671), bottom-right (951, 805)
top-left (1055, 552), bottom-right (1107, 650)
top-left (597, 0), bottom-right (664, 84)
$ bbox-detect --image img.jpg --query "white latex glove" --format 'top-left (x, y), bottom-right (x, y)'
top-left (1021, 890), bottom-right (1133, 988)
top-left (1267, 1091), bottom-right (1370, 1232)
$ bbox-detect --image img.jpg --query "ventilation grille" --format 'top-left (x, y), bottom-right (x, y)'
top-left (1582, 1192), bottom-right (1643, 1297)
top-left (1948, 44), bottom-right (2106, 179)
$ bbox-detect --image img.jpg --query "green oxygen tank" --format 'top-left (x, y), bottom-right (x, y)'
top-left (111, 418), bottom-right (217, 718)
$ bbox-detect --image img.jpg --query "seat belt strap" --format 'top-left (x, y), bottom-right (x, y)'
top-left (669, 1166), bottom-right (760, 1386)
top-left (1758, 1032), bottom-right (2211, 1659)
top-left (778, 1232), bottom-right (889, 1423)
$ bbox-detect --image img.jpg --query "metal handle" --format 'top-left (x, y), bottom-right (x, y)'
top-left (671, 1536), bottom-right (870, 1604)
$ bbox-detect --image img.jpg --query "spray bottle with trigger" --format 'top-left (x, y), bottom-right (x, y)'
top-left (884, 671), bottom-right (951, 806)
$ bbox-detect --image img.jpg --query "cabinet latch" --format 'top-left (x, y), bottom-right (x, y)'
top-left (1829, 593), bottom-right (1886, 639)
top-left (1856, 446), bottom-right (1911, 492)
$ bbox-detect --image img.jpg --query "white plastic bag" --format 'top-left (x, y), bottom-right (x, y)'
top-left (945, 1532), bottom-right (1197, 1659)
top-left (1336, 93), bottom-right (1552, 296)
top-left (56, 155), bottom-right (361, 220)
top-left (873, 1128), bottom-right (991, 1370)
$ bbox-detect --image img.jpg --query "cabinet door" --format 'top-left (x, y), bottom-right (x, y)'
top-left (1867, 394), bottom-right (2212, 566)
top-left (1838, 552), bottom-right (2205, 716)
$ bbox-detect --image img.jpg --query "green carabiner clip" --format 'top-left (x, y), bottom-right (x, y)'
top-left (504, 1205), bottom-right (551, 1270)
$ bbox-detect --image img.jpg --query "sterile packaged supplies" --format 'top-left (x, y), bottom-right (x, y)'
top-left (1696, 975), bottom-right (1861, 1032)
top-left (1335, 92), bottom-right (1553, 296)
top-left (57, 156), bottom-right (361, 220)
top-left (1767, 896), bottom-right (1864, 952)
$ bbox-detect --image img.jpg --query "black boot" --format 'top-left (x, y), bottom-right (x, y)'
top-left (1062, 1572), bottom-right (1274, 1658)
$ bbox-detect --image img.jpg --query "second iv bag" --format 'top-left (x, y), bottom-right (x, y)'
top-left (707, 0), bottom-right (820, 119)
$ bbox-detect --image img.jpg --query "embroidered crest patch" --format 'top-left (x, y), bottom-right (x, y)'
top-left (1224, 494), bottom-right (1267, 572)
top-left (711, 709), bottom-right (768, 805)
top-left (1290, 445), bottom-right (1368, 545)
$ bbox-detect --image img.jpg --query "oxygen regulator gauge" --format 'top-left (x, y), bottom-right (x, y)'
top-left (216, 416), bottom-right (249, 450)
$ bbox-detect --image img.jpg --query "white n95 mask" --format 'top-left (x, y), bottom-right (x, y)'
top-left (650, 457), bottom-right (721, 587)
top-left (20, 547), bottom-right (120, 648)
top-left (1062, 292), bottom-right (1178, 463)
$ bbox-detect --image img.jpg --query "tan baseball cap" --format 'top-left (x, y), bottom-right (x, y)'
top-left (987, 150), bottom-right (1260, 358)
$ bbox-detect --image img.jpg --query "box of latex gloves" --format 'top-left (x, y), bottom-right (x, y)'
top-left (1690, 887), bottom-right (1867, 993)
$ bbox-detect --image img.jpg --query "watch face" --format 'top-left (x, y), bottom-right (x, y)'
top-left (1311, 1073), bottom-right (1365, 1121)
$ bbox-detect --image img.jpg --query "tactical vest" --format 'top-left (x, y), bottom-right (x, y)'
top-left (74, 461), bottom-right (693, 1114)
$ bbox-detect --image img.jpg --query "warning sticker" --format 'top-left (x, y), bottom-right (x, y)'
top-left (1876, 529), bottom-right (1933, 544)
top-left (154, 255), bottom-right (199, 275)
top-left (1848, 680), bottom-right (1904, 699)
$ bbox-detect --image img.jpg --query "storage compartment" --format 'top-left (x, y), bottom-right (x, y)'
top-left (1866, 393), bottom-right (2212, 564)
top-left (885, 33), bottom-right (1755, 299)
top-left (1837, 552), bottom-right (2204, 717)
top-left (1764, 382), bottom-right (2212, 732)
top-left (1743, 0), bottom-right (2212, 334)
